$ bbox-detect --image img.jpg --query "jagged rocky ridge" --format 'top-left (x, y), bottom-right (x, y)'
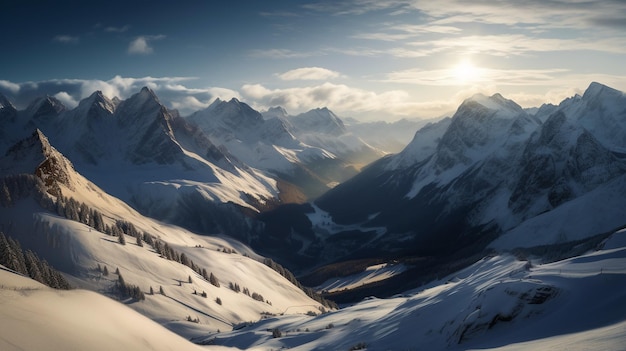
top-left (312, 82), bottom-right (626, 261)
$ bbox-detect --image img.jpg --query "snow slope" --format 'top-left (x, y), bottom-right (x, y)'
top-left (205, 229), bottom-right (626, 350)
top-left (0, 267), bottom-right (216, 351)
top-left (315, 263), bottom-right (407, 294)
top-left (0, 128), bottom-right (329, 342)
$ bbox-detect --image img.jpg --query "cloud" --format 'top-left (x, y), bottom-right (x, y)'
top-left (241, 82), bottom-right (412, 116)
top-left (259, 11), bottom-right (301, 17)
top-left (0, 76), bottom-right (240, 116)
top-left (404, 34), bottom-right (626, 57)
top-left (128, 35), bottom-right (165, 55)
top-left (104, 25), bottom-right (130, 33)
top-left (0, 80), bottom-right (20, 94)
top-left (309, 0), bottom-right (626, 31)
top-left (278, 67), bottom-right (341, 81)
top-left (52, 92), bottom-right (78, 108)
top-left (53, 35), bottom-right (79, 44)
top-left (248, 48), bottom-right (317, 59)
top-left (385, 66), bottom-right (569, 86)
top-left (303, 0), bottom-right (410, 16)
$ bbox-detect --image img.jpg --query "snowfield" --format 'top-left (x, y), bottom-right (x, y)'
top-left (0, 266), bottom-right (218, 351)
top-left (315, 263), bottom-right (408, 294)
top-left (204, 229), bottom-right (626, 350)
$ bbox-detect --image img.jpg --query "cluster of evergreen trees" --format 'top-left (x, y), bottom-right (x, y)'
top-left (46, 192), bottom-right (229, 297)
top-left (116, 270), bottom-right (145, 301)
top-left (151, 239), bottom-right (222, 288)
top-left (0, 232), bottom-right (71, 289)
top-left (228, 281), bottom-right (271, 305)
top-left (264, 258), bottom-right (337, 310)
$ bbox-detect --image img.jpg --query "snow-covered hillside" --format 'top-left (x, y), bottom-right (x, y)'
top-left (0, 267), bottom-right (213, 351)
top-left (0, 126), bottom-right (333, 345)
top-left (204, 229), bottom-right (626, 350)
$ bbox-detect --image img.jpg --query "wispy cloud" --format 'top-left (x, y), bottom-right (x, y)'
top-left (241, 82), bottom-right (411, 116)
top-left (105, 25), bottom-right (130, 33)
top-left (385, 66), bottom-right (569, 86)
top-left (0, 76), bottom-right (239, 116)
top-left (0, 80), bottom-right (20, 94)
top-left (52, 35), bottom-right (79, 44)
top-left (128, 35), bottom-right (165, 55)
top-left (52, 91), bottom-right (78, 108)
top-left (278, 67), bottom-right (341, 81)
top-left (303, 0), bottom-right (410, 16)
top-left (403, 34), bottom-right (626, 57)
top-left (248, 48), bottom-right (318, 59)
top-left (259, 11), bottom-right (301, 18)
top-left (310, 0), bottom-right (626, 31)
top-left (354, 23), bottom-right (462, 41)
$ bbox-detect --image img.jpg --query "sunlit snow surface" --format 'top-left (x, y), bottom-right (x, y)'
top-left (205, 230), bottom-right (626, 350)
top-left (0, 267), bottom-right (219, 351)
top-left (315, 263), bottom-right (408, 293)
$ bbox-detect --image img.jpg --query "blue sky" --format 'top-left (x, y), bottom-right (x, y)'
top-left (1, 0), bottom-right (625, 120)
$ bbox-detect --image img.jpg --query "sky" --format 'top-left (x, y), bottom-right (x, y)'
top-left (1, 0), bottom-right (625, 121)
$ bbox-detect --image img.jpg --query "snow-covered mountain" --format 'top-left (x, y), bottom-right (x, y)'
top-left (204, 229), bottom-right (626, 350)
top-left (344, 117), bottom-right (440, 153)
top-left (269, 82), bottom-right (626, 283)
top-left (188, 99), bottom-right (383, 198)
top-left (0, 88), bottom-right (283, 239)
top-left (0, 127), bottom-right (334, 345)
top-left (2, 82), bottom-right (626, 350)
top-left (285, 107), bottom-right (386, 166)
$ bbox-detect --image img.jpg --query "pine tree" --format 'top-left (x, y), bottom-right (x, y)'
top-left (159, 285), bottom-right (165, 296)
top-left (103, 266), bottom-right (109, 276)
top-left (180, 253), bottom-right (190, 267)
top-left (24, 250), bottom-right (44, 283)
top-left (78, 202), bottom-right (89, 224)
top-left (209, 272), bottom-right (220, 287)
top-left (7, 237), bottom-right (28, 275)
top-left (150, 286), bottom-right (154, 295)
top-left (118, 231), bottom-right (126, 245)
top-left (188, 275), bottom-right (193, 284)
top-left (136, 235), bottom-right (143, 247)
top-left (0, 182), bottom-right (11, 206)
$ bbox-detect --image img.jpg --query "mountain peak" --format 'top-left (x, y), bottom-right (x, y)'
top-left (262, 106), bottom-right (289, 120)
top-left (582, 82), bottom-right (622, 101)
top-left (118, 87), bottom-right (163, 115)
top-left (0, 93), bottom-right (15, 111)
top-left (291, 107), bottom-right (346, 136)
top-left (77, 90), bottom-right (116, 115)
top-left (464, 93), bottom-right (523, 114)
top-left (25, 96), bottom-right (67, 119)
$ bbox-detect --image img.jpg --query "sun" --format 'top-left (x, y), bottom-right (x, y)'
top-left (452, 60), bottom-right (481, 84)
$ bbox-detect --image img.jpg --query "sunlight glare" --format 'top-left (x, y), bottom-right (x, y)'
top-left (453, 60), bottom-right (481, 84)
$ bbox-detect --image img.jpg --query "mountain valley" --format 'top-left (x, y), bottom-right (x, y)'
top-left (1, 82), bottom-right (626, 350)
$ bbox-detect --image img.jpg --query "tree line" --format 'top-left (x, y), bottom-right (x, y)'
top-left (0, 231), bottom-right (71, 289)
top-left (264, 257), bottom-right (337, 310)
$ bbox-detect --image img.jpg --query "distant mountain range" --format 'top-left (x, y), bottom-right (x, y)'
top-left (307, 82), bottom-right (626, 273)
top-left (1, 82), bottom-right (626, 350)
